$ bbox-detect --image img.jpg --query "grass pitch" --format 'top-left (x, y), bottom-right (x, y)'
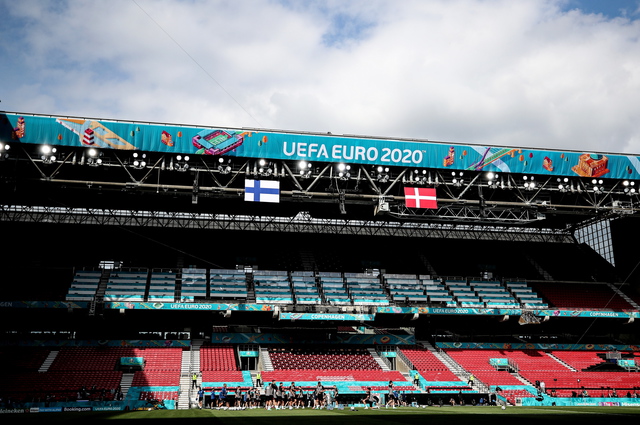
top-left (14, 406), bottom-right (640, 424)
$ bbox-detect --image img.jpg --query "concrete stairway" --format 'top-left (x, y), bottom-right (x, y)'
top-left (177, 341), bottom-right (203, 409)
top-left (38, 350), bottom-right (59, 372)
top-left (260, 347), bottom-right (274, 371)
top-left (368, 347), bottom-right (391, 371)
top-left (120, 373), bottom-right (134, 398)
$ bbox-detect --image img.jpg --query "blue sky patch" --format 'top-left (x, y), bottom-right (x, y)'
top-left (562, 0), bottom-right (640, 19)
top-left (321, 12), bottom-right (375, 48)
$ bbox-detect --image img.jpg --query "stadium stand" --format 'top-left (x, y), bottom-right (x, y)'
top-left (291, 271), bottom-right (321, 305)
top-left (444, 347), bottom-right (640, 399)
top-left (180, 268), bottom-right (208, 302)
top-left (254, 270), bottom-right (294, 305)
top-left (470, 280), bottom-right (520, 309)
top-left (505, 281), bottom-right (548, 309)
top-left (1, 345), bottom-right (183, 404)
top-left (550, 350), bottom-right (609, 370)
top-left (344, 273), bottom-right (389, 306)
top-left (130, 348), bottom-right (182, 387)
top-left (200, 344), bottom-right (238, 371)
top-left (148, 270), bottom-right (177, 302)
top-left (104, 270), bottom-right (148, 302)
top-left (399, 346), bottom-right (463, 382)
top-left (3, 214), bottom-right (640, 410)
top-left (319, 272), bottom-right (351, 305)
top-left (199, 343), bottom-right (246, 385)
top-left (446, 279), bottom-right (484, 308)
top-left (209, 269), bottom-right (248, 301)
top-left (269, 346), bottom-right (381, 370)
top-left (66, 270), bottom-right (101, 301)
top-left (423, 276), bottom-right (456, 306)
top-left (444, 349), bottom-right (526, 387)
top-left (386, 274), bottom-right (428, 304)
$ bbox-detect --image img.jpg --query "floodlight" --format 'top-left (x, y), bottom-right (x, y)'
top-left (218, 158), bottom-right (232, 174)
top-left (40, 145), bottom-right (57, 163)
top-left (375, 166), bottom-right (389, 183)
top-left (173, 155), bottom-right (189, 172)
top-left (257, 159), bottom-right (273, 176)
top-left (298, 161), bottom-right (312, 178)
top-left (337, 163), bottom-right (351, 180)
top-left (0, 142), bottom-right (9, 160)
top-left (85, 148), bottom-right (103, 167)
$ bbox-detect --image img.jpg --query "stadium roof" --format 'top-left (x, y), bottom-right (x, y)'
top-left (1, 111), bottom-right (640, 239)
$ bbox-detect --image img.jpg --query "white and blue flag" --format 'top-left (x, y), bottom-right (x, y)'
top-left (244, 179), bottom-right (280, 203)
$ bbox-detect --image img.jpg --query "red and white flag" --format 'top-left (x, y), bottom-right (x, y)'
top-left (404, 187), bottom-right (437, 209)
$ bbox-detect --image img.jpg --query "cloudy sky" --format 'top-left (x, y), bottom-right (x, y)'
top-left (1, 0), bottom-right (640, 154)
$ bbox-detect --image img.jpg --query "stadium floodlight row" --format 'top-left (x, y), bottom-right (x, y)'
top-left (3, 111), bottom-right (640, 181)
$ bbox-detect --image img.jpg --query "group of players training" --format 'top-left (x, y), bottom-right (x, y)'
top-left (199, 379), bottom-right (405, 410)
top-left (263, 380), bottom-right (337, 410)
top-left (200, 380), bottom-right (338, 410)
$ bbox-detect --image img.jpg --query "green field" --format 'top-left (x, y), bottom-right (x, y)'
top-left (12, 406), bottom-right (640, 424)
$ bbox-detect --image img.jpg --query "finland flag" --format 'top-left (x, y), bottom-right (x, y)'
top-left (244, 179), bottom-right (280, 203)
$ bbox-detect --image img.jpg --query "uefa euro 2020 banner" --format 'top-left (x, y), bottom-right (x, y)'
top-left (3, 112), bottom-right (640, 180)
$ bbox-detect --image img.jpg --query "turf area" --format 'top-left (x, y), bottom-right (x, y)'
top-left (11, 406), bottom-right (640, 424)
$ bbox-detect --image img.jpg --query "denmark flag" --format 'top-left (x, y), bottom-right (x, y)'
top-left (404, 187), bottom-right (438, 209)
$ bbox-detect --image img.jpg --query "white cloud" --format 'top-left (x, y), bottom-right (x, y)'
top-left (1, 0), bottom-right (640, 154)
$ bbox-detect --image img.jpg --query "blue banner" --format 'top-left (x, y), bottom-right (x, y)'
top-left (376, 306), bottom-right (639, 319)
top-left (209, 332), bottom-right (415, 345)
top-left (436, 342), bottom-right (640, 351)
top-left (2, 301), bottom-right (637, 321)
top-left (279, 312), bottom-right (374, 321)
top-left (0, 301), bottom-right (88, 309)
top-left (4, 112), bottom-right (640, 179)
top-left (520, 397), bottom-right (640, 407)
top-left (104, 302), bottom-right (274, 312)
